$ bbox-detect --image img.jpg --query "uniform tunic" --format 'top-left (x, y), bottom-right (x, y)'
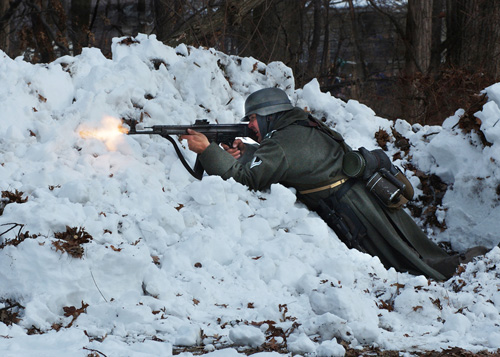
top-left (199, 107), bottom-right (459, 280)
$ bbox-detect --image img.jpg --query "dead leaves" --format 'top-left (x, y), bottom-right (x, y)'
top-left (109, 244), bottom-right (121, 252)
top-left (202, 303), bottom-right (300, 354)
top-left (0, 223), bottom-right (38, 249)
top-left (249, 309), bottom-right (300, 353)
top-left (377, 299), bottom-right (394, 312)
top-left (430, 297), bottom-right (443, 311)
top-left (0, 195), bottom-right (32, 247)
top-left (256, 320), bottom-right (297, 353)
top-left (63, 301), bottom-right (89, 328)
top-left (406, 171), bottom-right (449, 231)
top-left (375, 129), bottom-right (391, 151)
top-left (417, 346), bottom-right (499, 357)
top-left (251, 62), bottom-right (266, 75)
top-left (119, 37), bottom-right (139, 46)
top-left (0, 300), bottom-right (23, 326)
top-left (1, 299), bottom-right (89, 334)
top-left (152, 255), bottom-right (160, 266)
top-left (52, 301), bottom-right (90, 332)
top-left (52, 226), bottom-right (93, 258)
top-left (1, 223), bottom-right (93, 259)
top-left (151, 58), bottom-right (167, 70)
top-left (455, 93), bottom-right (491, 147)
top-left (0, 189), bottom-right (28, 216)
top-left (392, 128), bottom-right (411, 157)
top-left (376, 283), bottom-right (406, 312)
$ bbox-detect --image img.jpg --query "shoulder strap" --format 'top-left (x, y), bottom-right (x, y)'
top-left (161, 134), bottom-right (204, 180)
top-left (294, 115), bottom-right (350, 152)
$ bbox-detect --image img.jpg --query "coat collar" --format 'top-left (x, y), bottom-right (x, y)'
top-left (270, 107), bottom-right (309, 132)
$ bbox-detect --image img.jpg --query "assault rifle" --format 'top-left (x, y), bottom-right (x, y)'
top-left (127, 119), bottom-right (257, 180)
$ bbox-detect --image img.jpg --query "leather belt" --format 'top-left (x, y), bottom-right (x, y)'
top-left (299, 178), bottom-right (348, 195)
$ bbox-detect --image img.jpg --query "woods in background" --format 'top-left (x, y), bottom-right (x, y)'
top-left (1, 0), bottom-right (499, 125)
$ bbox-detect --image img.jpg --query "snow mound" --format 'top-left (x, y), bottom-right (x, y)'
top-left (0, 34), bottom-right (499, 355)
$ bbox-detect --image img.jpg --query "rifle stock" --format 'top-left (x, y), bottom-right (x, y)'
top-left (128, 119), bottom-right (256, 180)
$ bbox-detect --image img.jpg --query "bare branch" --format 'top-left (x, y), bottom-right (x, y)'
top-left (24, 0), bottom-right (70, 57)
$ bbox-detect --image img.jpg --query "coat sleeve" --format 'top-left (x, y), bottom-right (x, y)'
top-left (238, 143), bottom-right (258, 164)
top-left (199, 140), bottom-right (289, 190)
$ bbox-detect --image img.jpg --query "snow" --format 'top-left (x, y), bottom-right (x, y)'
top-left (0, 33), bottom-right (499, 356)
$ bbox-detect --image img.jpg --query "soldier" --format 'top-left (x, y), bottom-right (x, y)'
top-left (181, 87), bottom-right (488, 280)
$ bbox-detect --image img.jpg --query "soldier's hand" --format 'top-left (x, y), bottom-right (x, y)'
top-left (221, 139), bottom-right (245, 159)
top-left (180, 129), bottom-right (210, 154)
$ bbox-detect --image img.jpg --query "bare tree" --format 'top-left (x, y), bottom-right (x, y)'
top-left (0, 0), bottom-right (497, 129)
top-left (429, 0), bottom-right (445, 73)
top-left (154, 0), bottom-right (186, 43)
top-left (241, 0), bottom-right (305, 71)
top-left (446, 0), bottom-right (500, 78)
top-left (0, 0), bottom-right (10, 53)
top-left (318, 0), bottom-right (330, 76)
top-left (405, 0), bottom-right (433, 74)
top-left (70, 0), bottom-right (91, 55)
top-left (137, 0), bottom-right (147, 34)
top-left (29, 0), bottom-right (57, 62)
top-left (347, 0), bottom-right (367, 98)
top-left (306, 0), bottom-right (322, 79)
top-left (399, 0), bottom-right (433, 121)
top-left (155, 0), bottom-right (268, 49)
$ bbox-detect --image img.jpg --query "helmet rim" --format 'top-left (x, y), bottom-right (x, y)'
top-left (244, 88), bottom-right (293, 117)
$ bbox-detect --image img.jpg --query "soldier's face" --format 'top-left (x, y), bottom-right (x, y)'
top-left (248, 114), bottom-right (261, 142)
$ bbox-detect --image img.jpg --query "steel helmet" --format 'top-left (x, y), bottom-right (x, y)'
top-left (244, 88), bottom-right (294, 117)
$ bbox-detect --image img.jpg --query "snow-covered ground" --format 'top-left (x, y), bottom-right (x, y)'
top-left (1, 34), bottom-right (499, 356)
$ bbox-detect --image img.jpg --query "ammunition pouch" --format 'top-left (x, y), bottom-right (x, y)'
top-left (342, 148), bottom-right (414, 209)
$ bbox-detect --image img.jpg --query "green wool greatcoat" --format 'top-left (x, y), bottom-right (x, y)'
top-left (199, 107), bottom-right (458, 280)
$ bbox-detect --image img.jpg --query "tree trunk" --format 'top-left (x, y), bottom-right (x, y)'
top-left (401, 0), bottom-right (433, 123)
top-left (236, 0), bottom-right (305, 82)
top-left (153, 0), bottom-right (168, 42)
top-left (319, 0), bottom-right (330, 77)
top-left (405, 0), bottom-right (433, 74)
top-left (275, 0), bottom-right (304, 74)
top-left (70, 0), bottom-right (91, 55)
top-left (0, 0), bottom-right (9, 54)
top-left (447, 0), bottom-right (500, 79)
top-left (429, 0), bottom-right (444, 73)
top-left (137, 0), bottom-right (147, 34)
top-left (31, 0), bottom-right (55, 62)
top-left (306, 0), bottom-right (322, 79)
top-left (347, 0), bottom-right (367, 99)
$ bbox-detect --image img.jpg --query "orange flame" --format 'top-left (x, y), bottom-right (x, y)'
top-left (79, 116), bottom-right (129, 151)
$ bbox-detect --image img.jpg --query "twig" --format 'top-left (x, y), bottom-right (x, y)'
top-left (0, 223), bottom-right (24, 238)
top-left (90, 269), bottom-right (108, 303)
top-left (23, 0), bottom-right (70, 56)
top-left (83, 347), bottom-right (107, 357)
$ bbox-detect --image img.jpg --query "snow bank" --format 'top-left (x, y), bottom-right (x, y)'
top-left (0, 34), bottom-right (499, 356)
